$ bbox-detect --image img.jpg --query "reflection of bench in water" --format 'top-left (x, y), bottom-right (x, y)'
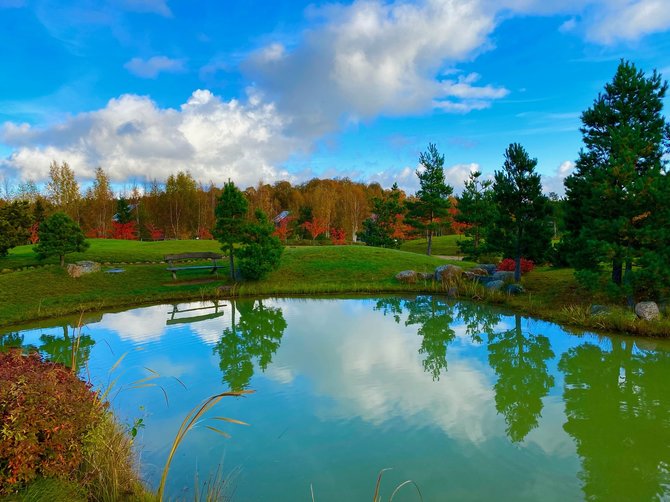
top-left (166, 301), bottom-right (225, 325)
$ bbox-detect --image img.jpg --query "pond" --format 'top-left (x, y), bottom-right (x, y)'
top-left (2, 296), bottom-right (670, 501)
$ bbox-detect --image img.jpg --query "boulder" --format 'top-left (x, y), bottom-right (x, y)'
top-left (590, 305), bottom-right (609, 317)
top-left (434, 264), bottom-right (463, 283)
top-left (506, 284), bottom-right (525, 295)
top-left (485, 280), bottom-right (505, 291)
top-left (492, 271), bottom-right (515, 284)
top-left (477, 264), bottom-right (497, 275)
top-left (417, 272), bottom-right (434, 281)
top-left (396, 270), bottom-right (418, 284)
top-left (635, 301), bottom-right (660, 321)
top-left (66, 261), bottom-right (101, 278)
top-left (469, 267), bottom-right (489, 276)
top-left (463, 272), bottom-right (492, 284)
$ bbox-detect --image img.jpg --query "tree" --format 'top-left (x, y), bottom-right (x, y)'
top-left (489, 143), bottom-right (552, 281)
top-left (84, 167), bottom-right (114, 237)
top-left (456, 171), bottom-right (496, 260)
top-left (46, 161), bottom-right (80, 222)
top-left (111, 197), bottom-right (138, 240)
top-left (213, 181), bottom-right (248, 279)
top-left (302, 217), bottom-right (328, 241)
top-left (34, 212), bottom-right (89, 267)
top-left (405, 143), bottom-right (453, 255)
top-left (238, 209), bottom-right (284, 280)
top-left (563, 60), bottom-right (670, 298)
top-left (360, 184), bottom-right (404, 248)
top-left (0, 200), bottom-right (32, 256)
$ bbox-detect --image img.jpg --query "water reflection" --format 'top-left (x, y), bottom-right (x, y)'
top-left (559, 340), bottom-right (670, 501)
top-left (213, 299), bottom-right (287, 391)
top-left (488, 314), bottom-right (555, 442)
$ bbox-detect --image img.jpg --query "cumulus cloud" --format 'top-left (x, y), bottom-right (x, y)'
top-left (244, 0), bottom-right (507, 137)
top-left (125, 56), bottom-right (186, 78)
top-left (584, 0), bottom-right (670, 44)
top-left (1, 89), bottom-right (301, 187)
top-left (541, 160), bottom-right (574, 195)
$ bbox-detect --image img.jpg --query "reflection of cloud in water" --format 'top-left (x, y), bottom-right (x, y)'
top-left (266, 299), bottom-right (500, 444)
top-left (99, 305), bottom-right (168, 343)
top-left (525, 396), bottom-right (575, 457)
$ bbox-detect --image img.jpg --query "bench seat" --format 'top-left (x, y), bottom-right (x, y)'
top-left (165, 252), bottom-right (225, 280)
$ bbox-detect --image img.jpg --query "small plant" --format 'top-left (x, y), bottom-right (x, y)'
top-left (497, 258), bottom-right (534, 274)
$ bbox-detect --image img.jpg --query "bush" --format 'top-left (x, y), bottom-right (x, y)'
top-left (498, 257), bottom-right (535, 274)
top-left (0, 351), bottom-right (102, 495)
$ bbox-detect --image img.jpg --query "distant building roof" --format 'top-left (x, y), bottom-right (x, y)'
top-left (273, 210), bottom-right (290, 224)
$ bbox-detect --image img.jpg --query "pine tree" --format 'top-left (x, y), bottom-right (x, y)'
top-left (360, 184), bottom-right (404, 248)
top-left (405, 143), bottom-right (453, 255)
top-left (563, 60), bottom-right (670, 298)
top-left (489, 143), bottom-right (551, 282)
top-left (238, 209), bottom-right (284, 280)
top-left (0, 201), bottom-right (32, 256)
top-left (455, 171), bottom-right (496, 260)
top-left (213, 181), bottom-right (249, 279)
top-left (34, 212), bottom-right (89, 267)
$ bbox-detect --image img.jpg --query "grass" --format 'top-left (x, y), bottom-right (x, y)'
top-left (399, 235), bottom-right (464, 256)
top-left (1, 239), bottom-right (669, 337)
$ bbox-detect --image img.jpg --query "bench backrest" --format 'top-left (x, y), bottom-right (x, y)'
top-left (164, 252), bottom-right (223, 262)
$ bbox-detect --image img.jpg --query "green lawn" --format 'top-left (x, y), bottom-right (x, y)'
top-left (399, 235), bottom-right (464, 256)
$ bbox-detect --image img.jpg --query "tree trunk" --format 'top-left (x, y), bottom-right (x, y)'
top-left (612, 258), bottom-right (623, 286)
top-left (60, 254), bottom-right (65, 267)
top-left (624, 258), bottom-right (633, 306)
top-left (228, 244), bottom-right (235, 280)
top-left (514, 227), bottom-right (522, 282)
top-left (427, 231), bottom-right (432, 256)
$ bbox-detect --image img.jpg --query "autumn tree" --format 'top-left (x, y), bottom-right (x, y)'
top-left (563, 60), bottom-right (670, 298)
top-left (34, 212), bottom-right (89, 266)
top-left (489, 143), bottom-right (552, 281)
top-left (47, 161), bottom-right (81, 222)
top-left (165, 171), bottom-right (198, 239)
top-left (456, 171), bottom-right (496, 260)
top-left (405, 143), bottom-right (453, 255)
top-left (213, 181), bottom-right (249, 279)
top-left (84, 167), bottom-right (114, 237)
top-left (112, 197), bottom-right (138, 240)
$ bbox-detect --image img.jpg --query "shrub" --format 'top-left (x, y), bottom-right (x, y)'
top-left (498, 257), bottom-right (535, 274)
top-left (0, 351), bottom-right (102, 495)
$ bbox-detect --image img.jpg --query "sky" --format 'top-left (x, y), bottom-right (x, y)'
top-left (1, 0), bottom-right (670, 196)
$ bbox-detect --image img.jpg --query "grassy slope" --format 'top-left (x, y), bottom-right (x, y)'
top-left (399, 234), bottom-right (463, 256)
top-left (1, 240), bottom-right (668, 336)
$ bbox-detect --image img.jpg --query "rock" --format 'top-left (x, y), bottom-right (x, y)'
top-left (469, 268), bottom-right (489, 276)
top-left (477, 264), bottom-right (497, 275)
top-left (635, 301), bottom-right (660, 321)
top-left (590, 305), bottom-right (609, 316)
top-left (506, 284), bottom-right (525, 295)
top-left (417, 272), bottom-right (434, 281)
top-left (485, 280), bottom-right (505, 291)
top-left (396, 270), bottom-right (418, 284)
top-left (434, 264), bottom-right (463, 283)
top-left (1, 268), bottom-right (11, 274)
top-left (463, 272), bottom-right (492, 284)
top-left (66, 261), bottom-right (101, 278)
top-left (492, 271), bottom-right (515, 284)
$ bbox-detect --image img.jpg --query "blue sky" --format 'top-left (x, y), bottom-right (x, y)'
top-left (1, 0), bottom-right (670, 195)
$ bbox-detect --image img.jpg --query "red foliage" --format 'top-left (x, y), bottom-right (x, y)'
top-left (198, 227), bottom-right (213, 240)
top-left (498, 258), bottom-right (535, 274)
top-left (448, 199), bottom-right (469, 235)
top-left (85, 227), bottom-right (108, 238)
top-left (330, 227), bottom-right (346, 245)
top-left (111, 221), bottom-right (138, 240)
top-left (302, 217), bottom-right (328, 240)
top-left (0, 351), bottom-right (103, 494)
top-left (273, 216), bottom-right (294, 242)
top-left (391, 214), bottom-right (412, 240)
top-left (145, 223), bottom-right (165, 241)
top-left (29, 222), bottom-right (40, 244)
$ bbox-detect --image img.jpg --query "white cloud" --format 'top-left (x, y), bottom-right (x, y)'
top-left (541, 160), bottom-right (574, 195)
top-left (98, 304), bottom-right (168, 343)
top-left (125, 56), bottom-right (186, 79)
top-left (444, 162), bottom-right (481, 194)
top-left (585, 0), bottom-right (670, 44)
top-left (1, 89), bottom-right (301, 187)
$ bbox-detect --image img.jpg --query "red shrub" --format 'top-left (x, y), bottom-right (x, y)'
top-left (111, 221), bottom-right (138, 240)
top-left (330, 227), bottom-right (346, 245)
top-left (497, 258), bottom-right (535, 274)
top-left (145, 223), bottom-right (164, 241)
top-left (0, 351), bottom-right (103, 494)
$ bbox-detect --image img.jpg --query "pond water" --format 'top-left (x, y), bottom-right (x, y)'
top-left (2, 296), bottom-right (670, 501)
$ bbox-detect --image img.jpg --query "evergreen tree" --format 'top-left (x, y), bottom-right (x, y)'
top-left (563, 60), bottom-right (670, 299)
top-left (213, 181), bottom-right (248, 279)
top-left (0, 200), bottom-right (32, 256)
top-left (115, 197), bottom-right (134, 224)
top-left (34, 212), bottom-right (89, 267)
top-left (360, 184), bottom-right (404, 248)
top-left (489, 143), bottom-right (551, 281)
top-left (405, 143), bottom-right (453, 255)
top-left (238, 209), bottom-right (284, 280)
top-left (455, 171), bottom-right (496, 260)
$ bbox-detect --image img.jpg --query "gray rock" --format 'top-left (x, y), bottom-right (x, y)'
top-left (506, 284), bottom-right (525, 295)
top-left (477, 264), bottom-right (497, 275)
top-left (492, 271), bottom-right (515, 284)
top-left (417, 272), bottom-right (434, 281)
top-left (66, 261), bottom-right (101, 278)
top-left (485, 280), bottom-right (505, 291)
top-left (590, 305), bottom-right (609, 316)
top-left (469, 267), bottom-right (489, 276)
top-left (463, 272), bottom-right (493, 284)
top-left (396, 270), bottom-right (418, 284)
top-left (635, 301), bottom-right (660, 321)
top-left (434, 264), bottom-right (463, 283)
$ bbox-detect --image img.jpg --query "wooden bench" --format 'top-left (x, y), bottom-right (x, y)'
top-left (164, 252), bottom-right (224, 280)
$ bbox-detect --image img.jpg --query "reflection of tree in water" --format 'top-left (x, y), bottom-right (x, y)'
top-left (487, 314), bottom-right (555, 442)
top-left (0, 332), bottom-right (30, 352)
top-left (39, 325), bottom-right (95, 369)
top-left (375, 296), bottom-right (456, 380)
top-left (558, 340), bottom-right (670, 501)
top-left (213, 299), bottom-right (287, 391)
top-left (456, 302), bottom-right (502, 343)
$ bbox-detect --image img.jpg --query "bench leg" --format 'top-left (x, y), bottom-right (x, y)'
top-left (172, 271), bottom-right (177, 280)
